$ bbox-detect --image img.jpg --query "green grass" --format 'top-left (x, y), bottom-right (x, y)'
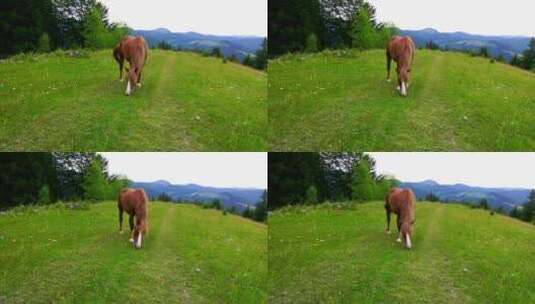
top-left (268, 49), bottom-right (535, 151)
top-left (0, 50), bottom-right (267, 151)
top-left (268, 201), bottom-right (535, 303)
top-left (0, 201), bottom-right (267, 303)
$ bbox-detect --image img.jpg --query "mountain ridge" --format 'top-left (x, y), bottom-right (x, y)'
top-left (131, 180), bottom-right (265, 211)
top-left (132, 28), bottom-right (265, 60)
top-left (399, 179), bottom-right (533, 211)
top-left (400, 27), bottom-right (533, 60)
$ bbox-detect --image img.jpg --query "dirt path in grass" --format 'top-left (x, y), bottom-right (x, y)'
top-left (403, 204), bottom-right (469, 303)
top-left (405, 53), bottom-right (462, 150)
top-left (128, 53), bottom-right (200, 151)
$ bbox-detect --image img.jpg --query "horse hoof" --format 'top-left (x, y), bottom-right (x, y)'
top-left (386, 230), bottom-right (391, 234)
top-left (386, 78), bottom-right (391, 82)
top-left (396, 238), bottom-right (402, 243)
top-left (129, 238), bottom-right (134, 243)
top-left (137, 83), bottom-right (141, 88)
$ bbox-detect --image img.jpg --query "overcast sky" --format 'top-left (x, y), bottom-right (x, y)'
top-left (369, 153), bottom-right (535, 189)
top-left (99, 153), bottom-right (267, 189)
top-left (367, 0), bottom-right (535, 37)
top-left (99, 0), bottom-right (267, 36)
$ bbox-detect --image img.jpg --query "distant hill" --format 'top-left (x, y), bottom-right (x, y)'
top-left (400, 180), bottom-right (532, 211)
top-left (400, 28), bottom-right (532, 60)
top-left (132, 180), bottom-right (264, 211)
top-left (132, 28), bottom-right (264, 60)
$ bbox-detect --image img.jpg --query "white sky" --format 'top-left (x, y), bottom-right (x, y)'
top-left (367, 0), bottom-right (535, 37)
top-left (369, 153), bottom-right (535, 189)
top-left (99, 153), bottom-right (267, 189)
top-left (99, 0), bottom-right (267, 36)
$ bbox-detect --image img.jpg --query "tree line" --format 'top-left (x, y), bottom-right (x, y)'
top-left (0, 0), bottom-right (129, 58)
top-left (268, 152), bottom-right (398, 210)
top-left (154, 38), bottom-right (268, 71)
top-left (509, 190), bottom-right (535, 224)
top-left (423, 190), bottom-right (535, 225)
top-left (154, 191), bottom-right (267, 223)
top-left (269, 0), bottom-right (398, 57)
top-left (0, 153), bottom-right (129, 209)
top-left (423, 38), bottom-right (535, 73)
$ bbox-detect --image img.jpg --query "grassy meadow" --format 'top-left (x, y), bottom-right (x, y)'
top-left (0, 50), bottom-right (267, 151)
top-left (268, 201), bottom-right (535, 303)
top-left (0, 202), bottom-right (267, 303)
top-left (268, 49), bottom-right (535, 151)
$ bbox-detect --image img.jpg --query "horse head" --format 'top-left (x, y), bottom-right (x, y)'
top-left (400, 220), bottom-right (413, 249)
top-left (133, 218), bottom-right (147, 249)
top-left (125, 67), bottom-right (139, 96)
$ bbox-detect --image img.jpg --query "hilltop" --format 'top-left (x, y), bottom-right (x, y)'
top-left (269, 201), bottom-right (535, 303)
top-left (0, 201), bottom-right (267, 303)
top-left (269, 49), bottom-right (535, 151)
top-left (0, 49), bottom-right (267, 151)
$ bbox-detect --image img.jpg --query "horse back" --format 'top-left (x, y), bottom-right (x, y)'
top-left (118, 188), bottom-right (148, 216)
top-left (387, 36), bottom-right (415, 65)
top-left (386, 188), bottom-right (414, 213)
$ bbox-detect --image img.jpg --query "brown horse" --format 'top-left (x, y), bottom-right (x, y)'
top-left (386, 36), bottom-right (415, 96)
top-left (118, 188), bottom-right (149, 249)
top-left (112, 36), bottom-right (148, 96)
top-left (385, 188), bottom-right (415, 249)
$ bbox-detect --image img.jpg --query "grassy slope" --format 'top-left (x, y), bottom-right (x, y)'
top-left (0, 202), bottom-right (267, 303)
top-left (0, 50), bottom-right (267, 151)
top-left (269, 202), bottom-right (535, 303)
top-left (269, 49), bottom-right (535, 151)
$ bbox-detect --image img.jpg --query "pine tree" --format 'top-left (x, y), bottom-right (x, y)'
top-left (242, 206), bottom-right (252, 219)
top-left (37, 185), bottom-right (51, 204)
top-left (82, 159), bottom-right (108, 201)
top-left (305, 185), bottom-right (318, 204)
top-left (243, 54), bottom-right (253, 67)
top-left (522, 38), bottom-right (535, 70)
top-left (253, 190), bottom-right (268, 222)
top-left (254, 38), bottom-right (268, 70)
top-left (211, 199), bottom-right (222, 210)
top-left (37, 33), bottom-right (51, 53)
top-left (351, 9), bottom-right (376, 49)
top-left (82, 7), bottom-right (108, 49)
top-left (522, 189), bottom-right (535, 222)
top-left (211, 47), bottom-right (221, 58)
top-left (304, 33), bottom-right (318, 53)
top-left (351, 159), bottom-right (374, 201)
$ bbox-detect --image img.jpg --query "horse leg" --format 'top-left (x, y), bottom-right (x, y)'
top-left (396, 216), bottom-right (402, 242)
top-left (129, 215), bottom-right (135, 242)
top-left (119, 58), bottom-right (124, 81)
top-left (118, 207), bottom-right (124, 234)
top-left (385, 207), bottom-right (391, 234)
top-left (137, 69), bottom-right (142, 88)
top-left (386, 51), bottom-right (392, 82)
